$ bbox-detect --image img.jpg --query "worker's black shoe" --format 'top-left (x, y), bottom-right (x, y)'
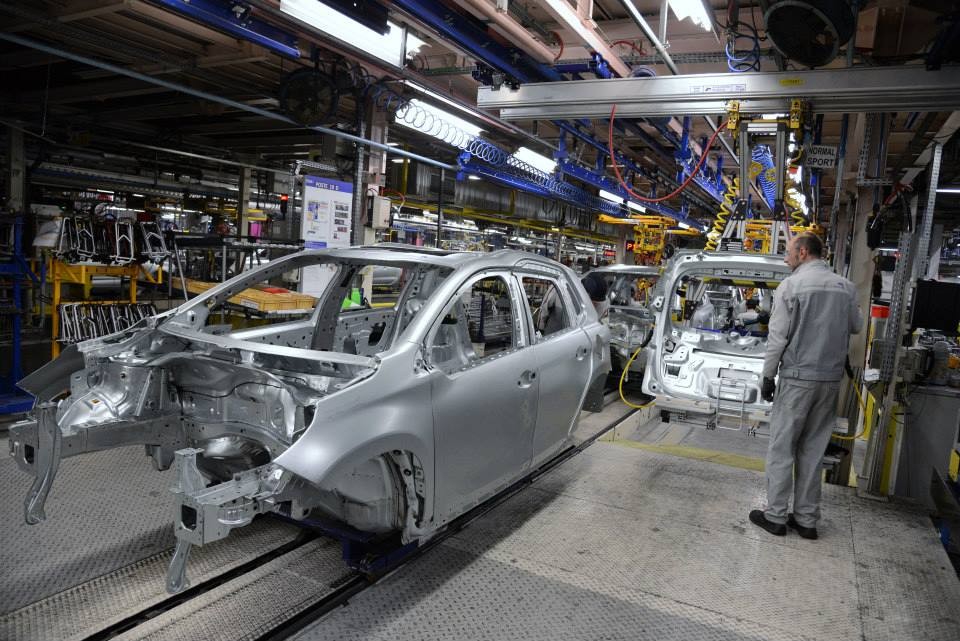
top-left (787, 514), bottom-right (818, 540)
top-left (748, 509), bottom-right (786, 536)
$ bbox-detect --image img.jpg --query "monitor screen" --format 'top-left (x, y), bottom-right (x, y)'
top-left (911, 280), bottom-right (960, 334)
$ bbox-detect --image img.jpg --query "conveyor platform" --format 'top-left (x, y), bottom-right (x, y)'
top-left (2, 406), bottom-right (958, 641)
top-left (293, 413), bottom-right (960, 641)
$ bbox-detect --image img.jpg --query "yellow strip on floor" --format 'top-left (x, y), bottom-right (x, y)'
top-left (600, 437), bottom-right (766, 473)
top-left (600, 437), bottom-right (860, 488)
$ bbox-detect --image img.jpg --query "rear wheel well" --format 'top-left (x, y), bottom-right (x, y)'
top-left (384, 450), bottom-right (426, 531)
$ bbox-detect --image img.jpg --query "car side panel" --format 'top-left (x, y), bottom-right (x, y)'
top-left (273, 346), bottom-right (436, 523)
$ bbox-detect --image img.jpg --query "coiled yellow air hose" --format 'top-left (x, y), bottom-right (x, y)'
top-left (706, 177), bottom-right (739, 251)
top-left (785, 192), bottom-right (807, 229)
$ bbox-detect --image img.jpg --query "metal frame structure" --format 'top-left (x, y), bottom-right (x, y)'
top-left (48, 259), bottom-right (162, 358)
top-left (0, 216), bottom-right (40, 414)
top-left (477, 66), bottom-right (960, 119)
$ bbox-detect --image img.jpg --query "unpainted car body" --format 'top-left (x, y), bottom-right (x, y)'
top-left (585, 264), bottom-right (660, 375)
top-left (10, 245), bottom-right (609, 591)
top-left (641, 251), bottom-right (792, 421)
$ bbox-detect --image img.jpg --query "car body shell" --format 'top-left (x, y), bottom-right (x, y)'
top-left (9, 245), bottom-right (609, 589)
top-left (640, 251), bottom-right (792, 421)
top-left (584, 264), bottom-right (660, 374)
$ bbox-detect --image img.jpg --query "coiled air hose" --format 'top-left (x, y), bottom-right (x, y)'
top-left (706, 177), bottom-right (739, 251)
top-left (785, 192), bottom-right (808, 228)
top-left (752, 145), bottom-right (776, 207)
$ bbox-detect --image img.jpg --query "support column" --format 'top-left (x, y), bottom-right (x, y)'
top-left (615, 227), bottom-right (629, 264)
top-left (236, 167), bottom-right (252, 238)
top-left (436, 168), bottom-right (445, 248)
top-left (351, 109), bottom-right (366, 247)
top-left (828, 113), bottom-right (876, 486)
top-left (6, 126), bottom-right (25, 211)
top-left (364, 101), bottom-right (389, 246)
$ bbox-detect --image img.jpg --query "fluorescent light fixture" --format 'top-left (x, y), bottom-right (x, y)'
top-left (279, 0), bottom-right (426, 67)
top-left (468, 175), bottom-right (481, 181)
top-left (668, 0), bottom-right (713, 32)
top-left (132, 193), bottom-right (145, 197)
top-left (678, 221), bottom-right (691, 229)
top-left (402, 80), bottom-right (487, 124)
top-left (598, 189), bottom-right (625, 204)
top-left (627, 201), bottom-right (646, 213)
top-left (386, 142), bottom-right (400, 147)
top-left (94, 189), bottom-right (114, 194)
top-left (395, 98), bottom-right (483, 139)
top-left (936, 188), bottom-right (960, 194)
top-left (390, 158), bottom-right (405, 163)
top-left (514, 147), bottom-right (557, 174)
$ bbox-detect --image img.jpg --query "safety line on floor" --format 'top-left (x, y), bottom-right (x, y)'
top-left (602, 439), bottom-right (767, 472)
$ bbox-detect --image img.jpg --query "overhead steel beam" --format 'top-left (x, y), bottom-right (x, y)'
top-left (538, 0), bottom-right (631, 77)
top-left (478, 66), bottom-right (960, 119)
top-left (0, 32), bottom-right (459, 172)
top-left (615, 0), bottom-right (741, 192)
top-left (899, 112), bottom-right (960, 185)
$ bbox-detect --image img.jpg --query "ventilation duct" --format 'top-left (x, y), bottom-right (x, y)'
top-left (763, 0), bottom-right (856, 68)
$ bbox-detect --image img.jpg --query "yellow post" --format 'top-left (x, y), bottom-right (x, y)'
top-left (129, 265), bottom-right (137, 303)
top-left (51, 259), bottom-right (61, 359)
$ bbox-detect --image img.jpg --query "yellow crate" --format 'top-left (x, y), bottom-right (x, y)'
top-left (184, 279), bottom-right (316, 312)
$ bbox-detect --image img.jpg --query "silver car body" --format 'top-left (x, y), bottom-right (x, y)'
top-left (641, 251), bottom-right (792, 421)
top-left (9, 245), bottom-right (610, 591)
top-left (585, 265), bottom-right (661, 372)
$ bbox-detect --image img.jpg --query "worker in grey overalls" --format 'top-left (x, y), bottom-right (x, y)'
top-left (750, 232), bottom-right (862, 539)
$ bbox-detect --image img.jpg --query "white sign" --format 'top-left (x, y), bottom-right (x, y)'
top-left (806, 144), bottom-right (838, 169)
top-left (301, 176), bottom-right (353, 249)
top-left (300, 176), bottom-right (353, 297)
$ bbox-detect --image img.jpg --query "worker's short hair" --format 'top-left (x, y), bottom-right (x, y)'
top-left (793, 232), bottom-right (822, 257)
top-left (745, 299), bottom-right (758, 309)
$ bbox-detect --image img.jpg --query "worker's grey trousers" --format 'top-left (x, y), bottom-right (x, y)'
top-left (764, 377), bottom-right (841, 528)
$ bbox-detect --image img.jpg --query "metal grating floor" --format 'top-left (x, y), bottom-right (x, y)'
top-left (293, 416), bottom-right (960, 641)
top-left (0, 441), bottom-right (305, 641)
top-left (0, 443), bottom-right (177, 614)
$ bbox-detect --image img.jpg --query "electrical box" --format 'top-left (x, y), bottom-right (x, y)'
top-left (370, 195), bottom-right (391, 229)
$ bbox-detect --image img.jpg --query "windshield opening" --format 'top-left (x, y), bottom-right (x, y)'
top-left (165, 252), bottom-right (451, 355)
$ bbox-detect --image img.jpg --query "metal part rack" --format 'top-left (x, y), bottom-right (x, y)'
top-left (166, 234), bottom-right (304, 302)
top-left (48, 259), bottom-right (162, 358)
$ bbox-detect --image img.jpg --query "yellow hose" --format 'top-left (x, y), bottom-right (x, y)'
top-left (785, 192), bottom-right (807, 229)
top-left (706, 177), bottom-right (739, 251)
top-left (618, 344), bottom-right (656, 409)
top-left (832, 380), bottom-right (868, 441)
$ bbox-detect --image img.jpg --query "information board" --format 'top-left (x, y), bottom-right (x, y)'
top-left (300, 176), bottom-right (353, 297)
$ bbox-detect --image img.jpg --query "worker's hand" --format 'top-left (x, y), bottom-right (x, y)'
top-left (761, 377), bottom-right (776, 402)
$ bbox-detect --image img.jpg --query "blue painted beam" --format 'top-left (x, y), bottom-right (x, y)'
top-left (391, 0), bottom-right (561, 83)
top-left (154, 0), bottom-right (300, 59)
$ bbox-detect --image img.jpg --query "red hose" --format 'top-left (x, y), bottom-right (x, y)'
top-left (551, 31), bottom-right (564, 62)
top-left (380, 188), bottom-right (406, 209)
top-left (612, 40), bottom-right (645, 57)
top-left (607, 104), bottom-right (727, 203)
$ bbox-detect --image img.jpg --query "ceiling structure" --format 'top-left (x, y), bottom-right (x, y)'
top-left (2, 1), bottom-right (960, 239)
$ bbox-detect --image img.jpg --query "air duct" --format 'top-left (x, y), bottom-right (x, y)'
top-left (763, 0), bottom-right (856, 68)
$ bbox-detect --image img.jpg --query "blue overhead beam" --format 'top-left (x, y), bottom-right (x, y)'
top-left (390, 0), bottom-right (562, 83)
top-left (154, 0), bottom-right (300, 59)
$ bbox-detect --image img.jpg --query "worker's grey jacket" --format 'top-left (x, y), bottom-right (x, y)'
top-left (762, 259), bottom-right (862, 381)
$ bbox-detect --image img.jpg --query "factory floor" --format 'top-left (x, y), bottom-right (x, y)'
top-left (2, 405), bottom-right (959, 641)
